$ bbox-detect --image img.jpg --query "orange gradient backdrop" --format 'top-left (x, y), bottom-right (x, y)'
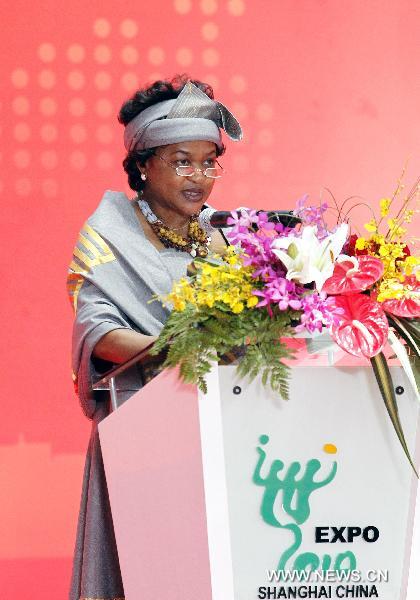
top-left (1, 1), bottom-right (419, 597)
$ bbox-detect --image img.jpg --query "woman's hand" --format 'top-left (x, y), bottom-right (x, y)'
top-left (209, 229), bottom-right (229, 254)
top-left (93, 329), bottom-right (157, 364)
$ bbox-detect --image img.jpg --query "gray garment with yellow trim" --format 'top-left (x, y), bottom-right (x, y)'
top-left (69, 189), bottom-right (193, 418)
top-left (68, 190), bottom-right (193, 600)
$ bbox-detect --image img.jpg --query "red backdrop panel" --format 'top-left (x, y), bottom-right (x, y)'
top-left (0, 1), bottom-right (419, 598)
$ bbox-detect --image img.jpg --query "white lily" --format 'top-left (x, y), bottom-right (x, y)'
top-left (271, 224), bottom-right (349, 291)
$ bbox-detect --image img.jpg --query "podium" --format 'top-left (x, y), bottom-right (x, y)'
top-left (98, 353), bottom-right (420, 600)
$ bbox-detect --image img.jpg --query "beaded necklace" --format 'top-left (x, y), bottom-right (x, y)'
top-left (137, 197), bottom-right (210, 257)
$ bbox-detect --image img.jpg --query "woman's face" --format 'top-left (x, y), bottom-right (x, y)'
top-left (139, 140), bottom-right (218, 219)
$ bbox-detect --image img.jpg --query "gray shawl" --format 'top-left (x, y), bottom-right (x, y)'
top-left (67, 190), bottom-right (193, 418)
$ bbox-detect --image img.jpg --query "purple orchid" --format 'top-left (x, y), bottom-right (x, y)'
top-left (253, 278), bottom-right (303, 315)
top-left (295, 292), bottom-right (344, 333)
top-left (226, 209), bottom-right (259, 245)
top-left (294, 194), bottom-right (330, 240)
top-left (227, 209), bottom-right (292, 279)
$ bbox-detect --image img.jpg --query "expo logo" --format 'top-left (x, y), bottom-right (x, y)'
top-left (252, 436), bottom-right (382, 573)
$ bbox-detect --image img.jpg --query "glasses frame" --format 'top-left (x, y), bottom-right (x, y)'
top-left (153, 152), bottom-right (225, 179)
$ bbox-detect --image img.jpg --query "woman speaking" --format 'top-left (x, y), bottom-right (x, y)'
top-left (67, 75), bottom-right (242, 600)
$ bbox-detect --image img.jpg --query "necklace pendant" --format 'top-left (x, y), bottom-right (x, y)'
top-left (198, 247), bottom-right (208, 258)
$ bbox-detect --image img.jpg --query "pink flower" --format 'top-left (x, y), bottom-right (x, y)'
top-left (328, 294), bottom-right (389, 358)
top-left (226, 208), bottom-right (259, 229)
top-left (226, 209), bottom-right (259, 246)
top-left (295, 292), bottom-right (343, 334)
top-left (375, 274), bottom-right (420, 318)
top-left (294, 194), bottom-right (330, 239)
top-left (253, 278), bottom-right (303, 314)
top-left (322, 255), bottom-right (384, 295)
top-left (381, 297), bottom-right (420, 317)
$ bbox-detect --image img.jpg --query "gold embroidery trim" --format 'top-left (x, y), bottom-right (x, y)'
top-left (73, 246), bottom-right (96, 269)
top-left (67, 224), bottom-right (116, 311)
top-left (78, 231), bottom-right (103, 257)
top-left (70, 223), bottom-right (116, 272)
top-left (67, 273), bottom-right (85, 312)
top-left (73, 242), bottom-right (115, 271)
top-left (69, 259), bottom-right (87, 275)
top-left (83, 223), bottom-right (113, 255)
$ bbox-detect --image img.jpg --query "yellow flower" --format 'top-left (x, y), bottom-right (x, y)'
top-left (403, 209), bottom-right (415, 224)
top-left (164, 276), bottom-right (197, 311)
top-left (355, 237), bottom-right (367, 250)
top-left (247, 295), bottom-right (259, 308)
top-left (376, 277), bottom-right (405, 302)
top-left (401, 256), bottom-right (420, 276)
top-left (387, 218), bottom-right (407, 240)
top-left (221, 291), bottom-right (233, 304)
top-left (201, 263), bottom-right (215, 275)
top-left (378, 244), bottom-right (391, 257)
top-left (376, 273), bottom-right (419, 302)
top-left (172, 298), bottom-right (186, 311)
top-left (162, 247), bottom-right (260, 315)
top-left (232, 302), bottom-right (244, 314)
top-left (364, 219), bottom-right (378, 233)
top-left (380, 198), bottom-right (391, 217)
top-left (371, 233), bottom-right (385, 245)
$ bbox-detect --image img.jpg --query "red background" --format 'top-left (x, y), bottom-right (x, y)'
top-left (1, 1), bottom-right (419, 597)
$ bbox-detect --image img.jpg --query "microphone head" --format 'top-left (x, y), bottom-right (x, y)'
top-left (198, 206), bottom-right (216, 234)
top-left (265, 211), bottom-right (301, 228)
top-left (198, 206), bottom-right (301, 234)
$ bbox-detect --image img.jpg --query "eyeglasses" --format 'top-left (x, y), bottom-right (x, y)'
top-left (153, 153), bottom-right (225, 178)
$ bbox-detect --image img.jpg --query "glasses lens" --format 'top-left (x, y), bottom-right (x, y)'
top-left (204, 168), bottom-right (224, 178)
top-left (175, 166), bottom-right (195, 176)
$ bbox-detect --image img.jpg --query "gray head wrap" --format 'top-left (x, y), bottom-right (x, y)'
top-left (123, 81), bottom-right (243, 152)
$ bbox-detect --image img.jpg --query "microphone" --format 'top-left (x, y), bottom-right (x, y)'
top-left (198, 207), bottom-right (301, 233)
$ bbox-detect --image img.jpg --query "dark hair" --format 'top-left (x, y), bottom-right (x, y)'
top-left (118, 74), bottom-right (226, 193)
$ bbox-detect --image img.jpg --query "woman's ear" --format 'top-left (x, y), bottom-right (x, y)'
top-left (136, 161), bottom-right (147, 180)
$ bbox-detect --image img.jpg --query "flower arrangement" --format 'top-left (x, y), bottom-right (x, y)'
top-left (152, 174), bottom-right (419, 470)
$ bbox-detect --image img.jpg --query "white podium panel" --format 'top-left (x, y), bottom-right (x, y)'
top-left (100, 365), bottom-right (419, 600)
top-left (199, 366), bottom-right (419, 600)
top-left (99, 370), bottom-right (213, 600)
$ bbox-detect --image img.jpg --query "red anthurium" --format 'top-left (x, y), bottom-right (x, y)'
top-left (377, 274), bottom-right (420, 318)
top-left (381, 297), bottom-right (420, 317)
top-left (329, 294), bottom-right (389, 358)
top-left (322, 255), bottom-right (384, 295)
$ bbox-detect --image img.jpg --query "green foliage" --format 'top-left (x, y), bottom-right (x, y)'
top-left (370, 351), bottom-right (418, 477)
top-left (388, 315), bottom-right (419, 358)
top-left (150, 303), bottom-right (298, 399)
